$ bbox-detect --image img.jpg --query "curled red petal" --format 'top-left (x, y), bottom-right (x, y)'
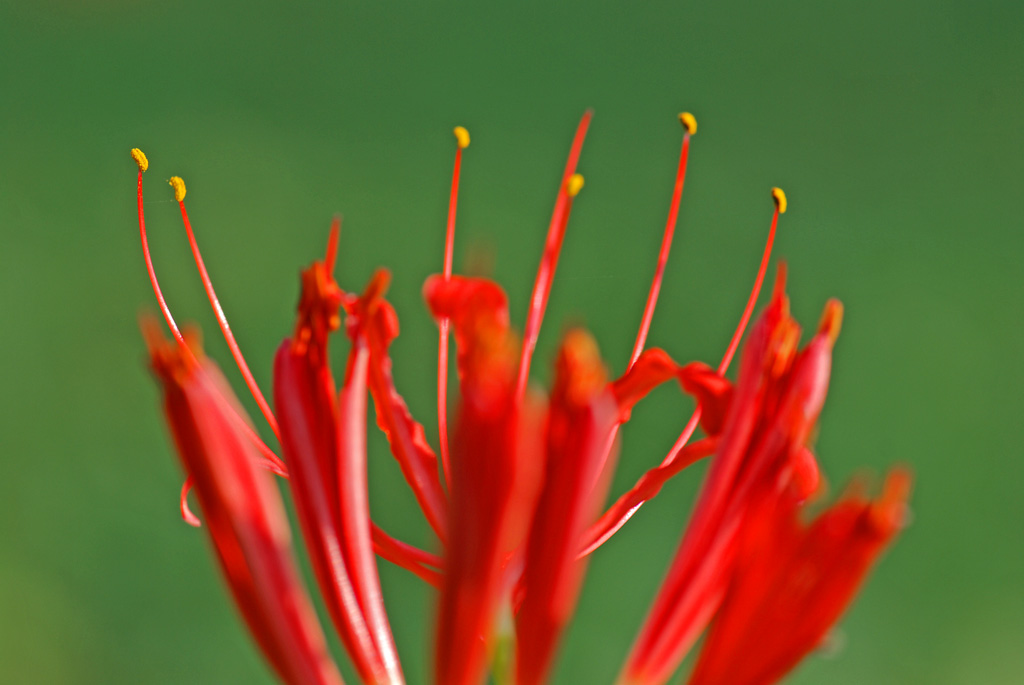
top-left (345, 271), bottom-right (449, 544)
top-left (611, 348), bottom-right (680, 422)
top-left (678, 362), bottom-right (734, 437)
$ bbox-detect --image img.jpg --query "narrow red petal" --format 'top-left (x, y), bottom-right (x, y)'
top-left (515, 330), bottom-right (618, 685)
top-left (360, 277), bottom-right (448, 542)
top-left (433, 276), bottom-right (545, 685)
top-left (148, 331), bottom-right (344, 685)
top-left (688, 470), bottom-right (911, 685)
top-left (275, 256), bottom-right (404, 684)
top-left (336, 333), bottom-right (403, 682)
top-left (275, 343), bottom-right (395, 684)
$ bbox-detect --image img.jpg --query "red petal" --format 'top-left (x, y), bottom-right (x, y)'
top-left (678, 362), bottom-right (734, 437)
top-left (275, 341), bottom-right (399, 684)
top-left (433, 284), bottom-right (544, 685)
top-left (515, 330), bottom-right (618, 685)
top-left (688, 469), bottom-right (912, 685)
top-left (621, 283), bottom-right (828, 685)
top-left (149, 334), bottom-right (344, 685)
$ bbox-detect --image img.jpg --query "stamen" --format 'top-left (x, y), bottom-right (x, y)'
top-left (581, 189), bottom-right (784, 554)
top-left (772, 186), bottom-right (787, 214)
top-left (628, 112), bottom-right (696, 368)
top-left (131, 148), bottom-right (149, 172)
top-left (567, 173), bottom-right (584, 197)
top-left (174, 176), bottom-right (281, 439)
top-left (664, 187), bottom-right (783, 459)
top-left (168, 176), bottom-right (186, 202)
top-left (515, 110), bottom-right (593, 400)
top-left (437, 126), bottom-right (469, 488)
top-left (132, 148), bottom-right (184, 343)
top-left (679, 112), bottom-right (697, 135)
top-left (135, 156), bottom-right (287, 515)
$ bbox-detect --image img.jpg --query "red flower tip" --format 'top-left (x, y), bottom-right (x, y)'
top-left (292, 240), bottom-right (347, 359)
top-left (552, 328), bottom-right (608, 407)
top-left (142, 314), bottom-right (201, 382)
top-left (345, 267), bottom-right (399, 343)
top-left (818, 298), bottom-right (844, 348)
top-left (867, 466), bottom-right (914, 535)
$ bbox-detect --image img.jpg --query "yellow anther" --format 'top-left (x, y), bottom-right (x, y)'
top-left (567, 173), bottom-right (584, 197)
top-left (454, 126), bottom-right (471, 149)
top-left (131, 148), bottom-right (149, 172)
top-left (678, 112), bottom-right (697, 135)
top-left (169, 176), bottom-right (187, 202)
top-left (772, 187), bottom-right (787, 214)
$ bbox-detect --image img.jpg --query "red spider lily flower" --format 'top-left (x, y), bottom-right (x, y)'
top-left (130, 108), bottom-right (909, 685)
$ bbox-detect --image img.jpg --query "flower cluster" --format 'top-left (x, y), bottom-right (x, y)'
top-left (131, 112), bottom-right (909, 685)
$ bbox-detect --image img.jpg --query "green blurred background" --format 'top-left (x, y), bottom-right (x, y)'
top-left (2, 1), bottom-right (1021, 683)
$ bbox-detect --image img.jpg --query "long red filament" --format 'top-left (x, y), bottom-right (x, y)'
top-left (136, 166), bottom-right (286, 504)
top-left (584, 125), bottom-right (693, 493)
top-left (515, 110), bottom-right (593, 400)
top-left (177, 198), bottom-right (282, 440)
top-left (137, 169), bottom-right (184, 343)
top-left (628, 128), bottom-right (692, 368)
top-left (580, 202), bottom-right (780, 555)
top-left (662, 200), bottom-right (780, 461)
top-left (437, 137), bottom-right (464, 488)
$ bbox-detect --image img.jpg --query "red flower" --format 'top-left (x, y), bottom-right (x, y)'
top-left (130, 111), bottom-right (909, 685)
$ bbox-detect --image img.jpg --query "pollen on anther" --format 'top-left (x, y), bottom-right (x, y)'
top-left (567, 173), bottom-right (585, 197)
top-left (453, 126), bottom-right (471, 149)
top-left (169, 176), bottom-right (187, 202)
top-left (131, 148), bottom-right (149, 172)
top-left (772, 187), bottom-right (787, 214)
top-left (678, 112), bottom-right (697, 135)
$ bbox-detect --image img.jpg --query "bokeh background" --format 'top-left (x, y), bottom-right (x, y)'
top-left (2, 1), bottom-right (1022, 683)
